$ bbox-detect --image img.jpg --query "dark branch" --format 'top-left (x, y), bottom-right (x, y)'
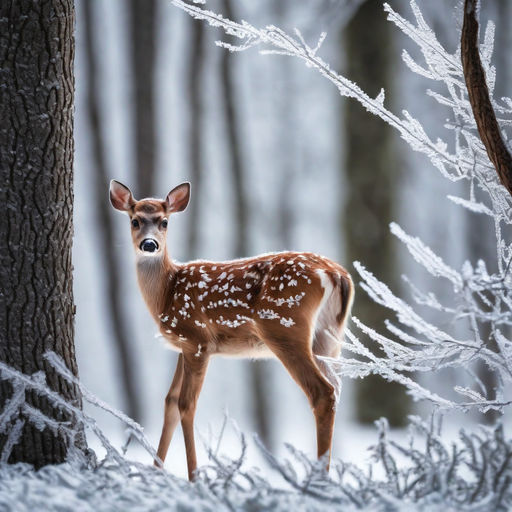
top-left (461, 0), bottom-right (512, 197)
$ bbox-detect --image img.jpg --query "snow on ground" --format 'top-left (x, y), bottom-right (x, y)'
top-left (1, 417), bottom-right (507, 512)
top-left (0, 353), bottom-right (508, 512)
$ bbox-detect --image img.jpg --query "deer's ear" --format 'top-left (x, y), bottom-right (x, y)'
top-left (166, 182), bottom-right (190, 213)
top-left (110, 180), bottom-right (135, 212)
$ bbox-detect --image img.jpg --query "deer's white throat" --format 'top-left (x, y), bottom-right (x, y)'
top-left (136, 252), bottom-right (172, 319)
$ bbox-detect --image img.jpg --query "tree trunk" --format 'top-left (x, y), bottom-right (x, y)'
top-left (129, 0), bottom-right (158, 198)
top-left (342, 0), bottom-right (411, 426)
top-left (186, 18), bottom-right (205, 259)
top-left (274, 2), bottom-right (295, 250)
top-left (0, 0), bottom-right (85, 467)
top-left (220, 0), bottom-right (249, 259)
top-left (219, 0), bottom-right (273, 448)
top-left (83, 0), bottom-right (142, 422)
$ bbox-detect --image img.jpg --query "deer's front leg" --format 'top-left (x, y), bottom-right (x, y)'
top-left (179, 352), bottom-right (210, 481)
top-left (155, 354), bottom-right (184, 467)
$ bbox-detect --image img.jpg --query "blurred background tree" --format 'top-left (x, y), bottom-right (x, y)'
top-left (342, 0), bottom-right (411, 426)
top-left (130, 0), bottom-right (158, 198)
top-left (218, 0), bottom-right (273, 449)
top-left (82, 0), bottom-right (141, 422)
top-left (185, 17), bottom-right (205, 259)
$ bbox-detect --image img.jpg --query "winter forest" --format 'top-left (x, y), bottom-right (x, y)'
top-left (2, 0), bottom-right (512, 509)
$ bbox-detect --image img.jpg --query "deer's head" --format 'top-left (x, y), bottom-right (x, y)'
top-left (109, 180), bottom-right (190, 257)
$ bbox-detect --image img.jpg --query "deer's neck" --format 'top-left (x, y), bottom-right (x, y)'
top-left (136, 250), bottom-right (177, 321)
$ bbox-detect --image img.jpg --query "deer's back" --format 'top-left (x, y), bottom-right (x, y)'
top-left (158, 251), bottom-right (350, 358)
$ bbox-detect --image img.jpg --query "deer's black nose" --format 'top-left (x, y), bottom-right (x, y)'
top-left (140, 239), bottom-right (159, 253)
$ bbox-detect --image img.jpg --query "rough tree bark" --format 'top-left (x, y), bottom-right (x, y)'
top-left (129, 0), bottom-right (158, 198)
top-left (0, 0), bottom-right (85, 467)
top-left (82, 0), bottom-right (141, 422)
top-left (186, 18), bottom-right (205, 259)
top-left (342, 0), bottom-right (411, 426)
top-left (219, 0), bottom-right (273, 448)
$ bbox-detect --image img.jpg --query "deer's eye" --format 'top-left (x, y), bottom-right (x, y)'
top-left (131, 219), bottom-right (140, 229)
top-left (161, 219), bottom-right (168, 229)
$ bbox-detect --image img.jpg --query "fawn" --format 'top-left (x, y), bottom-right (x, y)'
top-left (109, 180), bottom-right (354, 480)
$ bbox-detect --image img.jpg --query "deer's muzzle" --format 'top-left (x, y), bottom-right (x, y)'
top-left (140, 239), bottom-right (159, 253)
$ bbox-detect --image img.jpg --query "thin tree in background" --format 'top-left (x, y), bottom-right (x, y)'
top-left (83, 0), bottom-right (141, 422)
top-left (219, 0), bottom-right (273, 448)
top-left (0, 0), bottom-right (85, 466)
top-left (186, 18), bottom-right (205, 259)
top-left (274, 1), bottom-right (295, 250)
top-left (469, 0), bottom-right (510, 425)
top-left (129, 0), bottom-right (158, 198)
top-left (220, 0), bottom-right (249, 259)
top-left (342, 0), bottom-right (411, 426)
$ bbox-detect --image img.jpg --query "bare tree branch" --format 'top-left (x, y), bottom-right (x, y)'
top-left (461, 0), bottom-right (512, 197)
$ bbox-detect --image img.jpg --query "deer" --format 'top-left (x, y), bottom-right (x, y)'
top-left (109, 180), bottom-right (354, 480)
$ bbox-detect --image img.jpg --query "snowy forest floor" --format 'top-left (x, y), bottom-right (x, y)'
top-left (1, 345), bottom-right (511, 511)
top-left (1, 417), bottom-right (510, 512)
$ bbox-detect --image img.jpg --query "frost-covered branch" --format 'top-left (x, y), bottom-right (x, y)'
top-left (2, 358), bottom-right (512, 508)
top-left (197, 414), bottom-right (512, 509)
top-left (171, 0), bottom-right (512, 415)
top-left (0, 352), bottom-right (159, 469)
top-left (172, 0), bottom-right (473, 182)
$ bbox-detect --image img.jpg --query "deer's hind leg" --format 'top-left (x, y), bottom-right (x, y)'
top-left (313, 328), bottom-right (342, 403)
top-left (311, 271), bottom-right (349, 404)
top-left (263, 329), bottom-right (336, 469)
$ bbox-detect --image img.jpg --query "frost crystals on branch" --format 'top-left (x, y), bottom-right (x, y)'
top-left (171, 0), bottom-right (512, 414)
top-left (0, 352), bottom-right (159, 469)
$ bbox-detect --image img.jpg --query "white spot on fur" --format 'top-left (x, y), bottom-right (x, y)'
top-left (257, 309), bottom-right (280, 320)
top-left (280, 317), bottom-right (295, 327)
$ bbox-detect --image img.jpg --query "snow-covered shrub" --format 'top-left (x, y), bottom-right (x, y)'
top-left (0, 351), bottom-right (158, 469)
top-left (0, 357), bottom-right (511, 511)
top-left (203, 415), bottom-right (512, 510)
top-left (170, 0), bottom-right (512, 414)
top-left (1, 353), bottom-right (512, 509)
